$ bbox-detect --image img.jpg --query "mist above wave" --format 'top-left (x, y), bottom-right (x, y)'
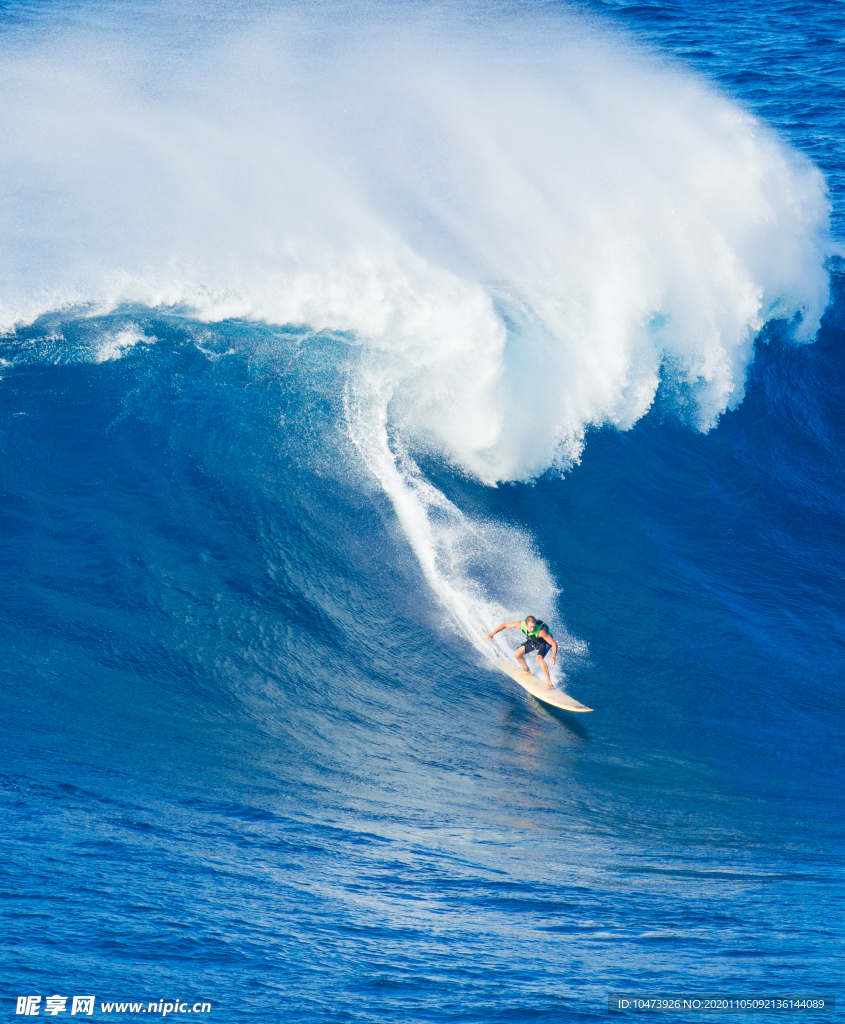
top-left (0, 0), bottom-right (831, 483)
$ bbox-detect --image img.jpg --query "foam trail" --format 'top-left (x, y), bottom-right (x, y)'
top-left (345, 367), bottom-right (584, 678)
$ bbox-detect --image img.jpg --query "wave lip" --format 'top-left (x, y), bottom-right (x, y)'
top-left (0, 2), bottom-right (831, 485)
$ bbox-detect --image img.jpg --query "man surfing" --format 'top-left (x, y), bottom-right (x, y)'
top-left (485, 616), bottom-right (558, 689)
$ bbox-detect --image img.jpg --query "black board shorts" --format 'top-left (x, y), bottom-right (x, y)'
top-left (521, 636), bottom-right (550, 657)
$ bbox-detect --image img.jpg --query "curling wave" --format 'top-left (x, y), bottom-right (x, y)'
top-left (0, 0), bottom-right (831, 666)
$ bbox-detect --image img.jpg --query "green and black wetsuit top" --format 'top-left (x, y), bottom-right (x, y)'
top-left (520, 620), bottom-right (551, 653)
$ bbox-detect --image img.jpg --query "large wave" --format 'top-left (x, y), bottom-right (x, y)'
top-left (0, 1), bottom-right (831, 673)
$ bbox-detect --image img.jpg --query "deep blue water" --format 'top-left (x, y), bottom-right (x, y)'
top-left (1, 1), bottom-right (843, 1022)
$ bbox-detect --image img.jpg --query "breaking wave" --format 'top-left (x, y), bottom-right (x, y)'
top-left (0, 0), bottom-right (831, 667)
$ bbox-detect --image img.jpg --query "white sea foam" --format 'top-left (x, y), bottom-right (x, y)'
top-left (93, 325), bottom-right (149, 363)
top-left (0, 1), bottom-right (831, 664)
top-left (344, 371), bottom-right (586, 671)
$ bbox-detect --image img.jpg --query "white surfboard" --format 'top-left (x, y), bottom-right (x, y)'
top-left (498, 660), bottom-right (593, 712)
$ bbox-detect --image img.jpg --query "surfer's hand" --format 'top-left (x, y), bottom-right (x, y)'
top-left (484, 633), bottom-right (492, 641)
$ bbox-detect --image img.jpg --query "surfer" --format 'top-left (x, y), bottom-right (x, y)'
top-left (485, 616), bottom-right (557, 689)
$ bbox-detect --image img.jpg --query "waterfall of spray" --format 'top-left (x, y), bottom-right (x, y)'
top-left (344, 365), bottom-right (585, 682)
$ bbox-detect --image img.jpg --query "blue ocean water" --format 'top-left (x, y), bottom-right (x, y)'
top-left (0, 1), bottom-right (843, 1021)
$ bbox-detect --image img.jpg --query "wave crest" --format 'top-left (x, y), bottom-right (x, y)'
top-left (0, 3), bottom-right (831, 482)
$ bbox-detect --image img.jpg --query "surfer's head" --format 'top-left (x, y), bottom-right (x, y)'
top-left (525, 616), bottom-right (537, 627)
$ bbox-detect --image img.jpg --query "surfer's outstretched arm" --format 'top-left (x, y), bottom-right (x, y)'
top-left (485, 621), bottom-right (521, 641)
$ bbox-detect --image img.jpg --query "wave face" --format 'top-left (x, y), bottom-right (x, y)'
top-left (1, 1), bottom-right (843, 1021)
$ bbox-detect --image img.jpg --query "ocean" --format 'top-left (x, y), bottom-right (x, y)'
top-left (0, 0), bottom-right (842, 1020)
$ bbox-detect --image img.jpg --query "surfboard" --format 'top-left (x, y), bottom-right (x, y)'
top-left (498, 660), bottom-right (593, 712)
